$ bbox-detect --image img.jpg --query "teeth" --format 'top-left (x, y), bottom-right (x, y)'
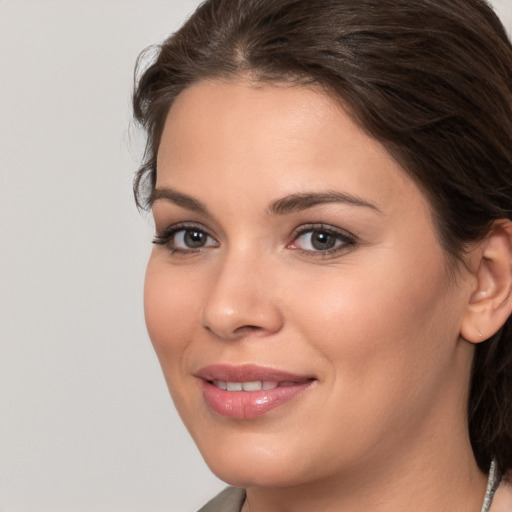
top-left (212, 380), bottom-right (282, 391)
top-left (242, 381), bottom-right (262, 391)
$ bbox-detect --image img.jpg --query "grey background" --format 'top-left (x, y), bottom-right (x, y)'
top-left (1, 1), bottom-right (511, 511)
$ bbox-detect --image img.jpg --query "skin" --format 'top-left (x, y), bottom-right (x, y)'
top-left (145, 79), bottom-right (495, 512)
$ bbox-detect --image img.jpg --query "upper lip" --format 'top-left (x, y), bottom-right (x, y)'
top-left (195, 364), bottom-right (315, 383)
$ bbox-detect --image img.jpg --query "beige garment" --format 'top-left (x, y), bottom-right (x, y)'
top-left (197, 487), bottom-right (246, 512)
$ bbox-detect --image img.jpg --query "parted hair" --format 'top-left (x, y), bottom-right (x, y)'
top-left (133, 0), bottom-right (512, 474)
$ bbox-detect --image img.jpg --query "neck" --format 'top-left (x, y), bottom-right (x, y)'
top-left (244, 454), bottom-right (486, 512)
top-left (243, 411), bottom-right (487, 512)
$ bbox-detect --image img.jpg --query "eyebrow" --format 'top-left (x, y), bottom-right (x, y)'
top-left (150, 187), bottom-right (210, 215)
top-left (267, 191), bottom-right (381, 215)
top-left (150, 187), bottom-right (381, 216)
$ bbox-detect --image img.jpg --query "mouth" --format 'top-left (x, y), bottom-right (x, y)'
top-left (211, 380), bottom-right (300, 391)
top-left (196, 364), bottom-right (316, 419)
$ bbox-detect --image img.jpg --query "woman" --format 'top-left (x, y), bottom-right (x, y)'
top-left (133, 0), bottom-right (512, 510)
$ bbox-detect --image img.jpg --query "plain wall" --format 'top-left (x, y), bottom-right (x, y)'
top-left (1, 1), bottom-right (511, 511)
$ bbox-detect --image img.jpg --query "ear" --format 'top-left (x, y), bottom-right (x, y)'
top-left (460, 219), bottom-right (512, 343)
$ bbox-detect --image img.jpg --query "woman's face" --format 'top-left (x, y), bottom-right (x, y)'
top-left (145, 80), bottom-right (474, 488)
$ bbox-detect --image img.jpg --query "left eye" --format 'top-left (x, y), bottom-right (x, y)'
top-left (290, 227), bottom-right (355, 252)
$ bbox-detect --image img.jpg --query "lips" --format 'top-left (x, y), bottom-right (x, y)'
top-left (196, 364), bottom-right (316, 419)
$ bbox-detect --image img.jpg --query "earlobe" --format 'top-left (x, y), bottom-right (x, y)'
top-left (460, 219), bottom-right (512, 344)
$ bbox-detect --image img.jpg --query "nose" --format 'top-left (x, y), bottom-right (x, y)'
top-left (201, 251), bottom-right (284, 340)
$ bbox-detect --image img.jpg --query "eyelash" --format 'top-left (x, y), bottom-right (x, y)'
top-left (152, 223), bottom-right (218, 255)
top-left (289, 224), bottom-right (357, 257)
top-left (152, 222), bottom-right (357, 257)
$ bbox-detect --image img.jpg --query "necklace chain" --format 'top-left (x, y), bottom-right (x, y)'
top-left (480, 460), bottom-right (501, 512)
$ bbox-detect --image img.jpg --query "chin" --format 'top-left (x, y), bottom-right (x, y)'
top-left (206, 454), bottom-right (307, 489)
top-left (191, 428), bottom-right (325, 489)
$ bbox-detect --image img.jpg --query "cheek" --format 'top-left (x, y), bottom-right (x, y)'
top-left (293, 247), bottom-right (461, 403)
top-left (143, 255), bottom-right (200, 367)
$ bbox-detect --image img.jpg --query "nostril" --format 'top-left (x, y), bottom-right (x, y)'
top-left (233, 325), bottom-right (262, 335)
top-left (203, 323), bottom-right (263, 339)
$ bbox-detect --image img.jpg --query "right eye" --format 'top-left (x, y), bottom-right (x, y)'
top-left (153, 225), bottom-right (218, 253)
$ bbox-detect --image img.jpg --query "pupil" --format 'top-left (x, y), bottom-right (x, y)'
top-left (184, 230), bottom-right (206, 248)
top-left (312, 231), bottom-right (335, 250)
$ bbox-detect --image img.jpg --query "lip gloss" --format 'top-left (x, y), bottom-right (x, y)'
top-left (196, 364), bottom-right (316, 419)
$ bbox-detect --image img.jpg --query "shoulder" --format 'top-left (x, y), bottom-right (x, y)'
top-left (197, 487), bottom-right (246, 512)
top-left (492, 473), bottom-right (512, 512)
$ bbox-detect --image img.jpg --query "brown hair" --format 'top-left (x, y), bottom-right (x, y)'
top-left (133, 0), bottom-right (512, 474)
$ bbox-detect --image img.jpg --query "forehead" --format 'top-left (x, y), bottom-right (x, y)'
top-left (156, 79), bottom-right (425, 218)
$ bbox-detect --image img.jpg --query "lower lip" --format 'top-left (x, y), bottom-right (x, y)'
top-left (201, 380), bottom-right (314, 419)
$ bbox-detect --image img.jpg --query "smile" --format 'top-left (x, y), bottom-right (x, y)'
top-left (196, 365), bottom-right (316, 419)
top-left (212, 380), bottom-right (298, 391)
